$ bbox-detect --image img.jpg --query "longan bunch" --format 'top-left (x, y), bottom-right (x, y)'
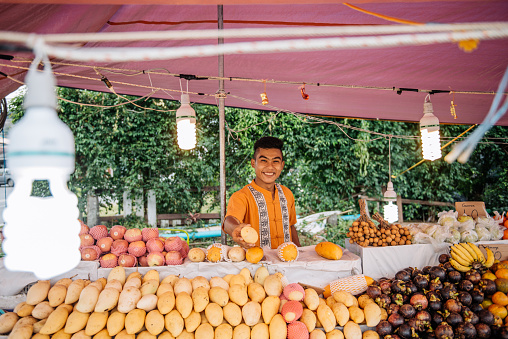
top-left (347, 221), bottom-right (412, 247)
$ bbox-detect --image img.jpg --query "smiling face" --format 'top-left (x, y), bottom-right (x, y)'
top-left (251, 147), bottom-right (284, 192)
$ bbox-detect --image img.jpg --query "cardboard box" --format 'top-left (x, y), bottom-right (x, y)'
top-left (455, 201), bottom-right (488, 219)
top-left (478, 243), bottom-right (508, 261)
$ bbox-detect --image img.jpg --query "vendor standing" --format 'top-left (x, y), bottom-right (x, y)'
top-left (223, 136), bottom-right (301, 249)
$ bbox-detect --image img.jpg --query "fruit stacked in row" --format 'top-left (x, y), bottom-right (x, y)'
top-left (0, 266), bottom-right (384, 339)
top-left (366, 256), bottom-right (504, 339)
top-left (347, 222), bottom-right (412, 247)
top-left (448, 242), bottom-right (495, 272)
top-left (79, 222), bottom-right (189, 268)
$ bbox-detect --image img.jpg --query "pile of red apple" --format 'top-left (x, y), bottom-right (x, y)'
top-left (78, 221), bottom-right (189, 268)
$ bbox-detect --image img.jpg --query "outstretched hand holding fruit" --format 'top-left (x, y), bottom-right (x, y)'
top-left (224, 216), bottom-right (257, 249)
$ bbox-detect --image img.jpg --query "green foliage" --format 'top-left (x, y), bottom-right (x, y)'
top-left (7, 88), bottom-right (508, 225)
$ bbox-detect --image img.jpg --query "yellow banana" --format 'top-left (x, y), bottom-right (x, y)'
top-left (484, 248), bottom-right (495, 268)
top-left (450, 251), bottom-right (472, 267)
top-left (450, 246), bottom-right (471, 263)
top-left (467, 242), bottom-right (486, 264)
top-left (461, 243), bottom-right (479, 261)
top-left (449, 258), bottom-right (471, 272)
top-left (454, 243), bottom-right (475, 262)
top-left (452, 244), bottom-right (475, 263)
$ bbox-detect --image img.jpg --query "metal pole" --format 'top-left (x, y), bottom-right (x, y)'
top-left (218, 5), bottom-right (227, 244)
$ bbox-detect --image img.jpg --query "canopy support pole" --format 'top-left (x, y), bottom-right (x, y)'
top-left (218, 5), bottom-right (227, 245)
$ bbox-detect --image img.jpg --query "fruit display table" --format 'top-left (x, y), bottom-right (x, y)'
top-left (97, 245), bottom-right (362, 290)
top-left (345, 238), bottom-right (508, 280)
top-left (0, 245), bottom-right (361, 309)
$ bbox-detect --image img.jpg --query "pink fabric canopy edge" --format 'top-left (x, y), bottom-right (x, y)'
top-left (0, 2), bottom-right (507, 125)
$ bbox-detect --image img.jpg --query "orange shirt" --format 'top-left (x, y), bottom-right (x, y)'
top-left (225, 180), bottom-right (297, 249)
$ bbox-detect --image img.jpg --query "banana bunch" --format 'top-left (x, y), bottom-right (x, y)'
top-left (449, 242), bottom-right (495, 272)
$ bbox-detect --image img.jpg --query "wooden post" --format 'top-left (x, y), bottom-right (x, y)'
top-left (397, 195), bottom-right (404, 223)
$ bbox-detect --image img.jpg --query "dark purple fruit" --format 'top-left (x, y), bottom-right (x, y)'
top-left (413, 275), bottom-right (429, 290)
top-left (458, 279), bottom-right (474, 292)
top-left (395, 323), bottom-right (412, 339)
top-left (429, 266), bottom-right (446, 280)
top-left (415, 309), bottom-right (431, 321)
top-left (429, 278), bottom-right (443, 292)
top-left (388, 313), bottom-right (405, 327)
top-left (499, 326), bottom-right (508, 339)
top-left (375, 294), bottom-right (391, 308)
top-left (367, 285), bottom-right (382, 299)
top-left (470, 303), bottom-right (483, 313)
top-left (411, 269), bottom-right (424, 279)
top-left (439, 253), bottom-right (451, 263)
top-left (442, 261), bottom-right (454, 272)
top-left (399, 304), bottom-right (416, 319)
top-left (376, 320), bottom-right (393, 336)
top-left (470, 289), bottom-right (484, 304)
top-left (422, 266), bottom-right (432, 274)
top-left (379, 280), bottom-right (392, 295)
top-left (475, 323), bottom-right (491, 339)
top-left (429, 299), bottom-right (442, 311)
top-left (477, 309), bottom-right (495, 325)
top-left (445, 312), bottom-right (463, 327)
top-left (410, 293), bottom-right (428, 310)
top-left (391, 280), bottom-right (406, 294)
top-left (455, 322), bottom-right (477, 339)
top-left (463, 308), bottom-right (479, 325)
top-left (432, 312), bottom-right (444, 325)
top-left (384, 335), bottom-right (401, 339)
top-left (404, 282), bottom-right (418, 295)
top-left (435, 322), bottom-right (454, 339)
top-left (444, 299), bottom-right (462, 313)
top-left (387, 303), bottom-right (400, 315)
top-left (464, 270), bottom-right (481, 284)
top-left (447, 270), bottom-right (462, 283)
top-left (478, 278), bottom-right (497, 296)
top-left (395, 270), bottom-right (412, 282)
top-left (457, 291), bottom-right (472, 306)
top-left (441, 284), bottom-right (458, 300)
top-left (391, 293), bottom-right (404, 306)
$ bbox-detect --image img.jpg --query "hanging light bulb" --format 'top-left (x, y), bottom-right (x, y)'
top-left (2, 55), bottom-right (80, 279)
top-left (176, 93), bottom-right (197, 150)
top-left (420, 95), bottom-right (442, 161)
top-left (383, 181), bottom-right (398, 223)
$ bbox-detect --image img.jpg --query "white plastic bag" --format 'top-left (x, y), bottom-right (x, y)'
top-left (460, 229), bottom-right (479, 243)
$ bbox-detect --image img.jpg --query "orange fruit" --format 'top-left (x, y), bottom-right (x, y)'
top-left (496, 268), bottom-right (508, 280)
top-left (504, 229), bottom-right (508, 240)
top-left (504, 219), bottom-right (508, 228)
top-left (488, 304), bottom-right (508, 319)
top-left (492, 291), bottom-right (508, 306)
top-left (483, 271), bottom-right (497, 281)
top-left (482, 298), bottom-right (493, 309)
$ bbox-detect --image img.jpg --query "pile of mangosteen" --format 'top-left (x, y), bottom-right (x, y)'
top-left (367, 253), bottom-right (506, 339)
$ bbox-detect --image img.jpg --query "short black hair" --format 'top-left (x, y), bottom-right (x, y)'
top-left (253, 136), bottom-right (284, 159)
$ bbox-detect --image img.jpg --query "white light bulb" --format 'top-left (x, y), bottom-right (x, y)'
top-left (176, 94), bottom-right (197, 150)
top-left (420, 100), bottom-right (442, 161)
top-left (177, 119), bottom-right (196, 150)
top-left (384, 201), bottom-right (399, 223)
top-left (421, 129), bottom-right (442, 161)
top-left (2, 58), bottom-right (81, 279)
